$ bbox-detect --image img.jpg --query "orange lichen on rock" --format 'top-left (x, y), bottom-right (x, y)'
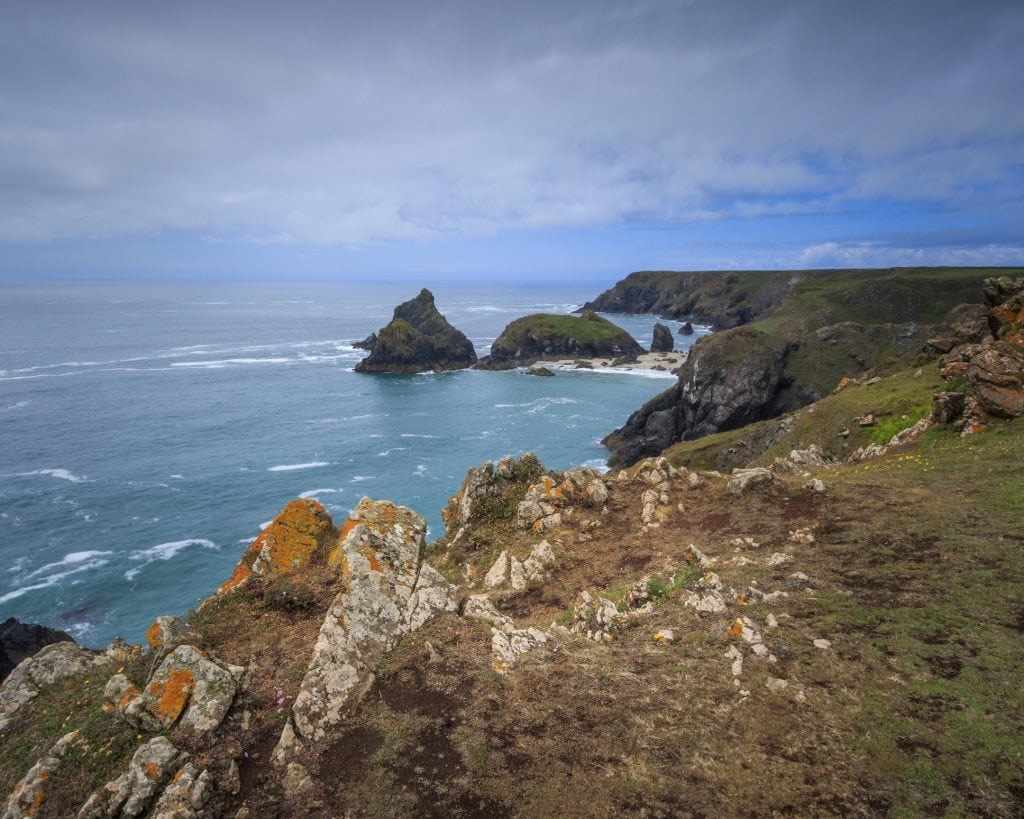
top-left (727, 619), bottom-right (744, 637)
top-left (360, 546), bottom-right (383, 573)
top-left (145, 620), bottom-right (164, 653)
top-left (220, 498), bottom-right (335, 589)
top-left (145, 667), bottom-right (194, 727)
top-left (143, 762), bottom-right (161, 780)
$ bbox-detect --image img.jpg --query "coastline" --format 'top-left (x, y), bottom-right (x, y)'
top-left (542, 349), bottom-right (686, 378)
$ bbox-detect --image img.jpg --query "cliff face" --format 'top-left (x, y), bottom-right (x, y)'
top-left (478, 310), bottom-right (643, 369)
top-left (0, 618), bottom-right (73, 683)
top-left (599, 267), bottom-right (1011, 466)
top-left (354, 289), bottom-right (477, 373)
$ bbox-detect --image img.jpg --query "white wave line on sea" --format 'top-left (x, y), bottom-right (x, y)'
top-left (267, 461), bottom-right (330, 472)
top-left (2, 468), bottom-right (88, 483)
top-left (299, 488), bottom-right (343, 498)
top-left (0, 555), bottom-right (112, 604)
top-left (124, 538), bottom-right (219, 581)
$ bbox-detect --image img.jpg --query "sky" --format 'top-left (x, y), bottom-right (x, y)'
top-left (1, 0), bottom-right (1022, 283)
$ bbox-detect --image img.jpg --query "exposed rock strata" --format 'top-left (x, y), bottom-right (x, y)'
top-left (354, 288), bottom-right (477, 373)
top-left (273, 497), bottom-right (459, 761)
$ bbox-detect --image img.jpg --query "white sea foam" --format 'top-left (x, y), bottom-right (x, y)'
top-left (171, 357), bottom-right (292, 368)
top-left (400, 433), bottom-right (439, 438)
top-left (124, 538), bottom-right (218, 581)
top-left (259, 520), bottom-right (273, 529)
top-left (299, 488), bottom-right (341, 498)
top-left (349, 475), bottom-right (375, 482)
top-left (376, 447), bottom-right (409, 457)
top-left (1, 555), bottom-right (111, 603)
top-left (3, 400), bottom-right (30, 410)
top-left (267, 462), bottom-right (329, 472)
top-left (581, 458), bottom-right (611, 474)
top-left (10, 468), bottom-right (87, 483)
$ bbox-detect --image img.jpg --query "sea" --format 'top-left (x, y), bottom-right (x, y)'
top-left (0, 281), bottom-right (709, 648)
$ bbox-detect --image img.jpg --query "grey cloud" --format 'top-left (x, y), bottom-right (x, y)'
top-left (1, 0), bottom-right (1021, 243)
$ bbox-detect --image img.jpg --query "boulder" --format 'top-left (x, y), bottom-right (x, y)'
top-left (354, 289), bottom-right (477, 373)
top-left (570, 591), bottom-right (620, 642)
top-left (0, 617), bottom-right (72, 683)
top-left (525, 366), bottom-right (556, 377)
top-left (678, 321), bottom-right (694, 335)
top-left (149, 762), bottom-right (213, 819)
top-left (478, 311), bottom-right (643, 369)
top-left (220, 498), bottom-right (336, 591)
top-left (275, 497), bottom-right (459, 761)
top-left (651, 322), bottom-right (674, 353)
top-left (727, 467), bottom-right (776, 494)
top-left (141, 645), bottom-right (242, 734)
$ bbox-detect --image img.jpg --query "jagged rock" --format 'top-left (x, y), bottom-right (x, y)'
top-left (515, 471), bottom-right (602, 531)
top-left (491, 627), bottom-right (548, 673)
top-left (727, 467), bottom-right (775, 494)
top-left (220, 498), bottom-right (336, 591)
top-left (678, 321), bottom-right (694, 335)
top-left (0, 642), bottom-right (105, 731)
top-left (0, 618), bottom-right (73, 683)
top-left (525, 366), bottom-right (556, 377)
top-left (930, 391), bottom-right (967, 424)
top-left (574, 359), bottom-right (595, 368)
top-left (479, 310), bottom-right (643, 369)
top-left (2, 730), bottom-right (80, 819)
top-left (355, 289), bottom-right (477, 373)
top-left (771, 444), bottom-right (830, 473)
top-left (463, 595), bottom-right (513, 631)
top-left (142, 645), bottom-right (242, 734)
top-left (150, 763), bottom-right (212, 819)
top-left (104, 638), bottom-right (143, 665)
top-left (651, 322), bottom-right (674, 353)
top-left (570, 591), bottom-right (620, 642)
top-left (104, 673), bottom-right (161, 732)
top-left (144, 616), bottom-right (198, 662)
top-left (282, 762), bottom-right (313, 797)
top-left (440, 454), bottom-right (544, 534)
top-left (275, 498), bottom-right (458, 760)
top-left (767, 553), bottom-right (793, 567)
top-left (351, 332), bottom-right (377, 351)
top-left (78, 737), bottom-right (185, 819)
top-left (483, 551), bottom-right (510, 590)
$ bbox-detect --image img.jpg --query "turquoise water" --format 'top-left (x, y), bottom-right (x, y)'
top-left (0, 282), bottom-right (707, 647)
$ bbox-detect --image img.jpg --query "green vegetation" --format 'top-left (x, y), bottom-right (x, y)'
top-left (498, 312), bottom-right (633, 345)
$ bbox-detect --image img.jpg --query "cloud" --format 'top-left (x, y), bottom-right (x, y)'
top-left (0, 0), bottom-right (1022, 246)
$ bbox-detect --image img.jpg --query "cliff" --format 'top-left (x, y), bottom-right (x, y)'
top-left (354, 289), bottom-right (477, 373)
top-left (600, 267), bottom-right (1018, 466)
top-left (477, 310), bottom-right (643, 369)
top-left (2, 278), bottom-right (1023, 818)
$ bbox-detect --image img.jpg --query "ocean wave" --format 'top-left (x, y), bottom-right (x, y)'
top-left (1, 556), bottom-right (111, 604)
top-left (581, 458), bottom-right (611, 474)
top-left (3, 400), bottom-right (30, 411)
top-left (267, 462), bottom-right (330, 472)
top-left (376, 447), bottom-right (409, 457)
top-left (400, 433), bottom-right (439, 438)
top-left (25, 550), bottom-right (114, 580)
top-left (493, 397), bottom-right (580, 414)
top-left (6, 468), bottom-right (88, 483)
top-left (124, 538), bottom-right (218, 581)
top-left (349, 475), bottom-right (376, 482)
top-left (299, 488), bottom-right (342, 498)
top-left (171, 357), bottom-right (292, 368)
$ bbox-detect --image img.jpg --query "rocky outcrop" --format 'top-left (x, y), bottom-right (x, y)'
top-left (679, 321), bottom-right (694, 335)
top-left (651, 322), bottom-right (674, 353)
top-left (352, 332), bottom-right (377, 351)
top-left (0, 642), bottom-right (105, 731)
top-left (219, 498), bottom-right (337, 592)
top-left (477, 311), bottom-right (643, 369)
top-left (935, 276), bottom-right (1024, 420)
top-left (273, 497), bottom-right (459, 762)
top-left (354, 288), bottom-right (477, 373)
top-left (78, 737), bottom-right (188, 818)
top-left (2, 730), bottom-right (81, 819)
top-left (440, 454), bottom-right (545, 535)
top-left (0, 618), bottom-right (73, 683)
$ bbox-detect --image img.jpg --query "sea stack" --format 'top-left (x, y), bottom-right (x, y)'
top-left (478, 310), bottom-right (643, 369)
top-left (678, 321), bottom-right (694, 335)
top-left (354, 289), bottom-right (477, 373)
top-left (651, 323), bottom-right (674, 353)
